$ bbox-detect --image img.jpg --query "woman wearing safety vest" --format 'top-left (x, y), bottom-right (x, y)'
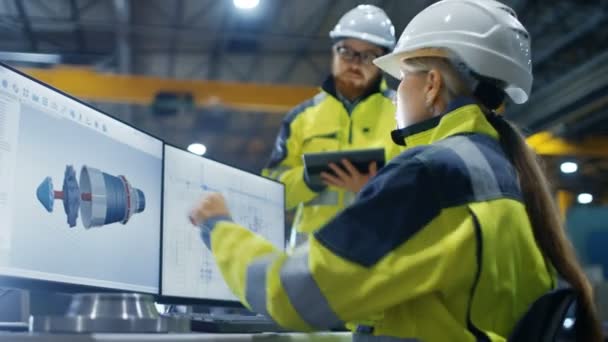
top-left (190, 0), bottom-right (602, 340)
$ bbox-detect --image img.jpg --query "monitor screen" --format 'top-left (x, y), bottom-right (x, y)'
top-left (162, 144), bottom-right (285, 302)
top-left (0, 64), bottom-right (163, 294)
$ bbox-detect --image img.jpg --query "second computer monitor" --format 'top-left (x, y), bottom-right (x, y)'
top-left (161, 144), bottom-right (285, 303)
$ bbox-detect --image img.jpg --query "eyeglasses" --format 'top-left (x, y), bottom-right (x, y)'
top-left (335, 45), bottom-right (382, 65)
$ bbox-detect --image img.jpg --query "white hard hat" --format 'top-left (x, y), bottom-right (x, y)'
top-left (374, 0), bottom-right (532, 104)
top-left (329, 4), bottom-right (396, 50)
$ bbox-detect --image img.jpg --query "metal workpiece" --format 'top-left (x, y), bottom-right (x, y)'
top-left (29, 293), bottom-right (189, 334)
top-left (66, 293), bottom-right (159, 319)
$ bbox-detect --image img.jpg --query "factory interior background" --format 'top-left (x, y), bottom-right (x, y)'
top-left (0, 0), bottom-right (607, 337)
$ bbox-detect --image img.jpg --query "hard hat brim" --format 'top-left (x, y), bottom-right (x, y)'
top-left (373, 48), bottom-right (451, 80)
top-left (330, 29), bottom-right (395, 49)
top-left (373, 54), bottom-right (401, 80)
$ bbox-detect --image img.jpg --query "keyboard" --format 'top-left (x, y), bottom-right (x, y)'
top-left (163, 312), bottom-right (286, 333)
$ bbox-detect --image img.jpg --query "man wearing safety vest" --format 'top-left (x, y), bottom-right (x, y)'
top-left (262, 5), bottom-right (401, 246)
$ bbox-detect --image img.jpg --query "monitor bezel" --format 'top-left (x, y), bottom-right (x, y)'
top-left (0, 62), bottom-right (165, 296)
top-left (157, 142), bottom-right (287, 307)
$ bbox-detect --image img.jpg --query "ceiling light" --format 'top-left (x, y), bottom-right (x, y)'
top-left (577, 193), bottom-right (593, 204)
top-left (233, 0), bottom-right (259, 10)
top-left (187, 143), bottom-right (207, 156)
top-left (560, 161), bottom-right (578, 174)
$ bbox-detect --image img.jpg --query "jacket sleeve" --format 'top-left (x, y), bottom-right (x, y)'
top-left (261, 108), bottom-right (325, 210)
top-left (207, 155), bottom-right (477, 331)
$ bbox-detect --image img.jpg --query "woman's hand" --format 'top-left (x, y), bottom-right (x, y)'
top-left (190, 192), bottom-right (230, 226)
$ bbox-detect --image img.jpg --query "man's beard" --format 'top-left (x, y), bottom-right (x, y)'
top-left (334, 69), bottom-right (379, 101)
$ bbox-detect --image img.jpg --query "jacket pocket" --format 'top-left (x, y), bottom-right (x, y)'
top-left (302, 132), bottom-right (340, 153)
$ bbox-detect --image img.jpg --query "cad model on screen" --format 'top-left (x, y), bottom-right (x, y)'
top-left (35, 165), bottom-right (146, 228)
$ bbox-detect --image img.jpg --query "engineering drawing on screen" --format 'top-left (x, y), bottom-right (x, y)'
top-left (36, 165), bottom-right (146, 228)
top-left (162, 145), bottom-right (285, 301)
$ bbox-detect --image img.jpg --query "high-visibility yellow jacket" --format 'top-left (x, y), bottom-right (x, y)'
top-left (203, 100), bottom-right (555, 341)
top-left (262, 76), bottom-right (401, 234)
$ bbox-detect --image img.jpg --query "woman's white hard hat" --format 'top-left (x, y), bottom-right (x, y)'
top-left (374, 0), bottom-right (532, 104)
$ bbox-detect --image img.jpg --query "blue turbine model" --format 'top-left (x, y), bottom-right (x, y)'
top-left (36, 165), bottom-right (145, 228)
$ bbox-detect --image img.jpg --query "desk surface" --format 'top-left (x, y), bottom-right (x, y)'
top-left (0, 332), bottom-right (353, 342)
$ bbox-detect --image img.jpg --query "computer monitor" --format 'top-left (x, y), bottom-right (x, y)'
top-left (161, 144), bottom-right (285, 304)
top-left (0, 63), bottom-right (163, 294)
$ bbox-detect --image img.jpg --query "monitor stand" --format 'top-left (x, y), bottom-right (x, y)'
top-left (29, 292), bottom-right (189, 333)
top-left (0, 288), bottom-right (29, 331)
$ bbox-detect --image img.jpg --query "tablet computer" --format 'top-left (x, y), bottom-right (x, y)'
top-left (302, 148), bottom-right (385, 189)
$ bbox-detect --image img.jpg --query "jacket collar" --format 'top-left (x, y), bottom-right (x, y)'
top-left (391, 97), bottom-right (499, 147)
